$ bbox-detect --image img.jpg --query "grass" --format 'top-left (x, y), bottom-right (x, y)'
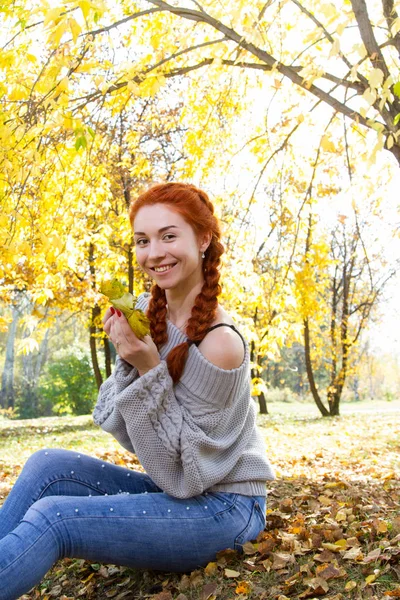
top-left (0, 399), bottom-right (399, 600)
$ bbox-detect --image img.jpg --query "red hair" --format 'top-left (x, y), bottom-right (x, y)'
top-left (129, 182), bottom-right (224, 383)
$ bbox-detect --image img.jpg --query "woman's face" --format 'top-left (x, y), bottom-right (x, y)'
top-left (133, 204), bottom-right (209, 291)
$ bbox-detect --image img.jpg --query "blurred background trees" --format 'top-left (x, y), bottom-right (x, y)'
top-left (1, 0), bottom-right (400, 418)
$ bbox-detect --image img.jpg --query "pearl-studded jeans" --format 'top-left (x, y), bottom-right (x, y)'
top-left (0, 449), bottom-right (266, 600)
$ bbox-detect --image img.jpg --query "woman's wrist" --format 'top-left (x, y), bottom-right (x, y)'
top-left (138, 360), bottom-right (161, 377)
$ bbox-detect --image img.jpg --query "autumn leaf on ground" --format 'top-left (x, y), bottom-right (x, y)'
top-left (235, 580), bottom-right (251, 595)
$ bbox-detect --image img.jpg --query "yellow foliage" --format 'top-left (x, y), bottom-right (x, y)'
top-left (100, 280), bottom-right (150, 339)
top-left (0, 315), bottom-right (13, 333)
top-left (17, 337), bottom-right (40, 356)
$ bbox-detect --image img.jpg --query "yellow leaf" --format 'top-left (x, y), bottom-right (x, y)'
top-left (321, 543), bottom-right (341, 553)
top-left (79, 0), bottom-right (92, 19)
top-left (48, 22), bottom-right (67, 47)
top-left (69, 17), bottom-right (82, 43)
top-left (235, 581), bottom-right (251, 595)
top-left (344, 581), bottom-right (357, 591)
top-left (17, 338), bottom-right (40, 356)
top-left (363, 88), bottom-right (377, 107)
top-left (391, 16), bottom-right (400, 36)
top-left (204, 562), bottom-right (218, 576)
top-left (0, 316), bottom-right (12, 333)
top-left (343, 546), bottom-right (363, 560)
top-left (376, 520), bottom-right (388, 533)
top-left (369, 68), bottom-right (384, 89)
top-left (365, 572), bottom-right (378, 584)
top-left (127, 80), bottom-right (140, 94)
top-left (320, 135), bottom-right (336, 153)
top-left (43, 7), bottom-right (64, 28)
top-left (224, 569), bottom-right (240, 578)
top-left (324, 481), bottom-right (348, 489)
top-left (57, 77), bottom-right (69, 92)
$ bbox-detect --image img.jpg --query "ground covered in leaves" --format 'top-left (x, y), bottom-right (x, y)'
top-left (0, 401), bottom-right (399, 600)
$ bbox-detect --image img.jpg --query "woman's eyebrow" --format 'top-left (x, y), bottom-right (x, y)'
top-left (134, 225), bottom-right (179, 236)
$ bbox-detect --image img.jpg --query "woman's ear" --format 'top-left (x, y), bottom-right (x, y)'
top-left (199, 232), bottom-right (212, 253)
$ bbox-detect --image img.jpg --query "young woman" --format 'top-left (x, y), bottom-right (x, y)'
top-left (0, 183), bottom-right (274, 599)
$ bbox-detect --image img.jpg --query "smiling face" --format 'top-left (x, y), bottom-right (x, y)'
top-left (133, 204), bottom-right (210, 292)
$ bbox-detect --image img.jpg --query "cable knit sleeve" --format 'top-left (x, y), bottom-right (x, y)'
top-left (92, 356), bottom-right (139, 453)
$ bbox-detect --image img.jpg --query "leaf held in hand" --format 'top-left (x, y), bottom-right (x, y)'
top-left (100, 279), bottom-right (150, 339)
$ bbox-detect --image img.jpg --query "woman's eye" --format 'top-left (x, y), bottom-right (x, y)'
top-left (163, 234), bottom-right (176, 241)
top-left (136, 239), bottom-right (148, 246)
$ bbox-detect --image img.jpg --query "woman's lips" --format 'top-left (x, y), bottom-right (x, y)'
top-left (151, 263), bottom-right (177, 274)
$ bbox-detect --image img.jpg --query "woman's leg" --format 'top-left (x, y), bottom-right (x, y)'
top-left (0, 491), bottom-right (266, 600)
top-left (0, 448), bottom-right (161, 539)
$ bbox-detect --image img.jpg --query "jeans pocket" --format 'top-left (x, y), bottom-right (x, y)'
top-left (234, 499), bottom-right (266, 552)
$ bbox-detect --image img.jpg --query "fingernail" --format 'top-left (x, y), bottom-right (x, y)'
top-left (116, 310), bottom-right (122, 317)
top-left (110, 307), bottom-right (115, 315)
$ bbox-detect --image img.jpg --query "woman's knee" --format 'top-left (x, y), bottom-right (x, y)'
top-left (23, 496), bottom-right (63, 550)
top-left (24, 448), bottom-right (76, 474)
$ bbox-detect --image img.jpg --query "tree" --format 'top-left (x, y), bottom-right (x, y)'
top-left (142, 0), bottom-right (400, 165)
top-left (296, 207), bottom-right (397, 416)
top-left (2, 0), bottom-right (398, 167)
top-left (1, 0), bottom-right (399, 418)
top-left (37, 353), bottom-right (98, 416)
top-left (0, 305), bottom-right (21, 409)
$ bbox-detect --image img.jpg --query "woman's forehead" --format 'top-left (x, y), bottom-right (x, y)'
top-left (133, 204), bottom-right (187, 232)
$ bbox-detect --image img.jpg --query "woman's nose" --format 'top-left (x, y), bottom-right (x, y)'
top-left (147, 240), bottom-right (166, 260)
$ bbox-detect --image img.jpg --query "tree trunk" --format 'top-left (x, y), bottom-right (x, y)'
top-left (258, 391), bottom-right (268, 414)
top-left (34, 328), bottom-right (50, 383)
top-left (328, 263), bottom-right (352, 416)
top-left (303, 318), bottom-right (329, 417)
top-left (128, 237), bottom-right (134, 296)
top-left (104, 336), bottom-right (112, 378)
top-left (21, 328), bottom-right (50, 417)
top-left (250, 339), bottom-right (268, 414)
top-left (0, 306), bottom-right (20, 409)
top-left (89, 242), bottom-right (103, 390)
top-left (90, 305), bottom-right (103, 390)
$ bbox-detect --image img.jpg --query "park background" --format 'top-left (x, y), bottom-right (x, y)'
top-left (0, 0), bottom-right (400, 598)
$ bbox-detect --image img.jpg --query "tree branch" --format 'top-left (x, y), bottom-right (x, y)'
top-left (82, 9), bottom-right (162, 38)
top-left (289, 0), bottom-right (368, 86)
top-left (145, 0), bottom-right (372, 127)
top-left (382, 0), bottom-right (400, 56)
top-left (350, 0), bottom-right (390, 80)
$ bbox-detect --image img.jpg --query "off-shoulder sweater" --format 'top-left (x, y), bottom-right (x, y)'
top-left (93, 293), bottom-right (275, 499)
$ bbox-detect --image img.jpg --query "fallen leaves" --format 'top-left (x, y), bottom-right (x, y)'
top-left (235, 580), bottom-right (251, 595)
top-left (224, 569), bottom-right (241, 578)
top-left (1, 410), bottom-right (399, 599)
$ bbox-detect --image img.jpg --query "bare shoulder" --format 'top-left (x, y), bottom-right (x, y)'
top-left (198, 307), bottom-right (245, 370)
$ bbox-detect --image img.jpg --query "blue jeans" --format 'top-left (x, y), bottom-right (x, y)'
top-left (0, 449), bottom-right (266, 600)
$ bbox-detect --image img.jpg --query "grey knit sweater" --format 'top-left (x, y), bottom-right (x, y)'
top-left (93, 293), bottom-right (275, 499)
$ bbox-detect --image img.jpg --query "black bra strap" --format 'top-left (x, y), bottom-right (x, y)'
top-left (188, 323), bottom-right (245, 348)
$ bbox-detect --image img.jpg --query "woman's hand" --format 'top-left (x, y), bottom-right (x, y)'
top-left (103, 307), bottom-right (160, 376)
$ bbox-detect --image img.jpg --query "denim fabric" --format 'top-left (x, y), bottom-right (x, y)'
top-left (0, 449), bottom-right (266, 600)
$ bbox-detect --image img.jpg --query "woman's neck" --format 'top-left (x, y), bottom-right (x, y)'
top-left (166, 283), bottom-right (203, 328)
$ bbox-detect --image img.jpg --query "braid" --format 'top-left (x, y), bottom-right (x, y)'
top-left (196, 189), bottom-right (216, 215)
top-left (147, 284), bottom-right (168, 349)
top-left (167, 238), bottom-right (224, 384)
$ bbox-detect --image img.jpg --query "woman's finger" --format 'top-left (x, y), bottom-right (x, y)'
top-left (102, 307), bottom-right (115, 326)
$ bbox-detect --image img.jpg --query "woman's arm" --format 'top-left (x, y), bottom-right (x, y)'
top-left (99, 347), bottom-right (257, 498)
top-left (92, 356), bottom-right (139, 453)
